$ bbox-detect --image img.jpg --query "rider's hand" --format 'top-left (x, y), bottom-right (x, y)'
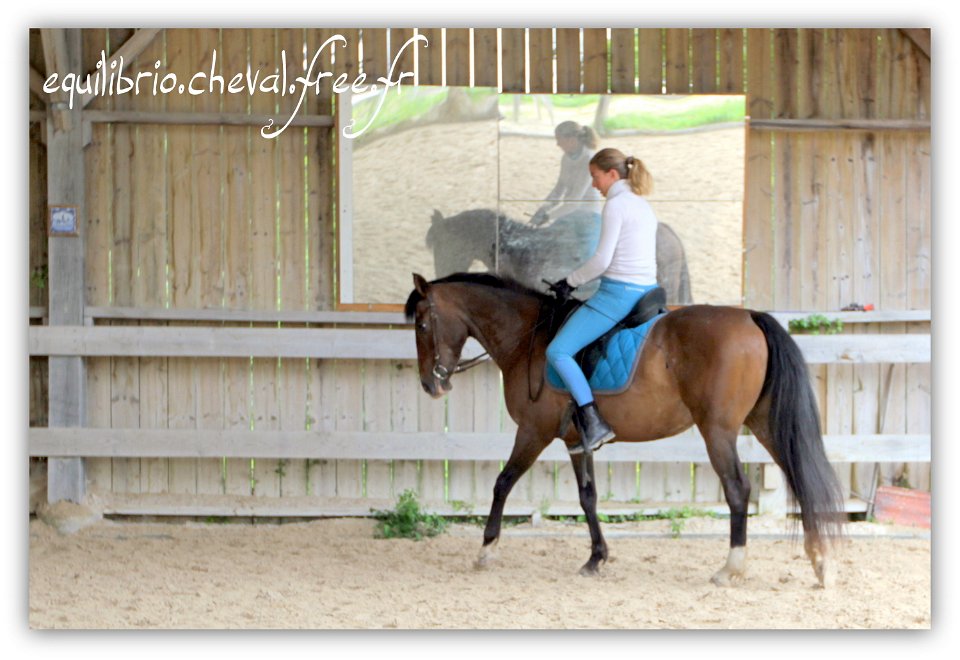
top-left (530, 208), bottom-right (550, 227)
top-left (548, 278), bottom-right (575, 301)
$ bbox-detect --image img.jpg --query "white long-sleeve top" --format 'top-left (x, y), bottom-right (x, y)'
top-left (565, 179), bottom-right (658, 288)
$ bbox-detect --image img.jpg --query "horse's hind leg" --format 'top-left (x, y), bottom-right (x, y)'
top-left (745, 411), bottom-right (834, 588)
top-left (701, 423), bottom-right (751, 586)
top-left (569, 451), bottom-right (608, 576)
top-left (476, 426), bottom-right (548, 569)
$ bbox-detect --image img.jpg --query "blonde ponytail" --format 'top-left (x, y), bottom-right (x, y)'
top-left (590, 148), bottom-right (654, 196)
top-left (625, 156), bottom-right (653, 196)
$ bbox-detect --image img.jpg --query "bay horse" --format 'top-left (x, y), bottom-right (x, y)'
top-left (405, 272), bottom-right (844, 587)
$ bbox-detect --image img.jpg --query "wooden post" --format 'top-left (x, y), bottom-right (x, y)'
top-left (45, 28), bottom-right (86, 503)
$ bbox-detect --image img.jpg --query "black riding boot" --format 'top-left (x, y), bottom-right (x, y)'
top-left (570, 402), bottom-right (615, 454)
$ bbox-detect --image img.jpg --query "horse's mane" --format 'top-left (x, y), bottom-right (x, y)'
top-left (404, 272), bottom-right (555, 321)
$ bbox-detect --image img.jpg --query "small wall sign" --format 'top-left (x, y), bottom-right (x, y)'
top-left (49, 205), bottom-right (79, 236)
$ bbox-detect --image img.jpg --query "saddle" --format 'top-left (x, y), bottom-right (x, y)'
top-left (544, 286), bottom-right (668, 393)
top-left (577, 286), bottom-right (667, 381)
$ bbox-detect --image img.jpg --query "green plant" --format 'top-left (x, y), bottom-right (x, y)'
top-left (371, 490), bottom-right (448, 540)
top-left (787, 314), bottom-right (843, 335)
top-left (31, 265), bottom-right (48, 290)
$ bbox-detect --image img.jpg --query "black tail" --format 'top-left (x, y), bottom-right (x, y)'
top-left (751, 311), bottom-right (845, 547)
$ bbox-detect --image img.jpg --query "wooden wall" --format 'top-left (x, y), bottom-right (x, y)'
top-left (28, 28), bottom-right (931, 514)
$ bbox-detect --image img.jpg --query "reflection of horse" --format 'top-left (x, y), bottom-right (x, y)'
top-left (426, 209), bottom-right (692, 304)
top-left (406, 272), bottom-right (844, 586)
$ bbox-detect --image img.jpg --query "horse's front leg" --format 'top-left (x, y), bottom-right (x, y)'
top-left (475, 426), bottom-right (548, 569)
top-left (569, 450), bottom-right (608, 576)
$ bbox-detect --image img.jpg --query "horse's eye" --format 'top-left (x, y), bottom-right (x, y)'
top-left (417, 321), bottom-right (428, 332)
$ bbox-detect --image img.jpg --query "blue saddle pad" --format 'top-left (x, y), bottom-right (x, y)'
top-left (546, 314), bottom-right (665, 394)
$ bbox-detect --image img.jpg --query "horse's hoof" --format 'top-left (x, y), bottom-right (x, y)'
top-left (578, 559), bottom-right (604, 577)
top-left (710, 567), bottom-right (745, 587)
top-left (810, 553), bottom-right (834, 589)
top-left (711, 546), bottom-right (747, 587)
top-left (474, 540), bottom-right (498, 570)
top-left (805, 541), bottom-right (834, 589)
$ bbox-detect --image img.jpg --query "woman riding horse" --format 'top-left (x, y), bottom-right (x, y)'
top-left (546, 148), bottom-right (660, 454)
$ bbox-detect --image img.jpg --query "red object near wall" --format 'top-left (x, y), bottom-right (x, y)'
top-left (873, 486), bottom-right (931, 528)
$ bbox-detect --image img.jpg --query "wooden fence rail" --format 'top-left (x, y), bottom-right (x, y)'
top-left (28, 325), bottom-right (931, 363)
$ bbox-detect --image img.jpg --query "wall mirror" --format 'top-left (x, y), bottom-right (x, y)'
top-left (340, 86), bottom-right (745, 308)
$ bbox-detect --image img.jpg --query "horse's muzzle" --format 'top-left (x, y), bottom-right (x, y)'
top-left (421, 375), bottom-right (452, 398)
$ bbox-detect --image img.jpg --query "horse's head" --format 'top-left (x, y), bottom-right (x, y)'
top-left (406, 273), bottom-right (471, 398)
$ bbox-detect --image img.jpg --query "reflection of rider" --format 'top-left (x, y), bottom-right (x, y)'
top-left (530, 121), bottom-right (604, 227)
top-left (546, 148), bottom-right (659, 454)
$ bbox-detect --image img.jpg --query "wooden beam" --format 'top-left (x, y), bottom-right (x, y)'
top-left (28, 325), bottom-right (930, 363)
top-left (30, 66), bottom-right (48, 103)
top-left (72, 305), bottom-right (926, 326)
top-left (899, 28), bottom-right (931, 61)
top-left (83, 109), bottom-right (334, 129)
top-left (28, 427), bottom-right (931, 463)
top-left (84, 305), bottom-right (406, 325)
top-left (749, 118), bottom-right (930, 132)
top-left (95, 493), bottom-right (756, 519)
top-left (43, 28), bottom-right (86, 504)
top-left (81, 28), bottom-right (163, 108)
top-left (40, 28), bottom-right (71, 131)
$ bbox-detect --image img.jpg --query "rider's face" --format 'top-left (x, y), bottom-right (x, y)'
top-left (555, 134), bottom-right (579, 156)
top-left (589, 164), bottom-right (620, 197)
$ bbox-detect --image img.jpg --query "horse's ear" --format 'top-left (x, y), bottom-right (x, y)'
top-left (413, 273), bottom-right (430, 296)
top-left (431, 209), bottom-right (443, 224)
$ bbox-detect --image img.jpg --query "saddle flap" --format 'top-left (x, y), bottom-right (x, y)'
top-left (579, 286), bottom-right (667, 379)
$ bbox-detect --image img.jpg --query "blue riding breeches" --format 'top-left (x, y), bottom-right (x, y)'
top-left (545, 277), bottom-right (657, 406)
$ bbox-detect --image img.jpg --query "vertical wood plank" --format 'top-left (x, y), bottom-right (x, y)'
top-left (165, 29), bottom-right (201, 496)
top-left (691, 28), bottom-right (717, 93)
top-left (774, 133), bottom-right (795, 308)
top-left (743, 29), bottom-right (774, 310)
top-left (664, 28), bottom-right (689, 94)
top-left (81, 30), bottom-right (112, 496)
top-left (610, 28), bottom-right (637, 94)
top-left (133, 32), bottom-right (170, 495)
top-left (390, 361), bottom-right (421, 496)
top-left (473, 29), bottom-right (499, 89)
top-left (718, 28), bottom-right (744, 94)
top-left (582, 28), bottom-right (607, 93)
top-left (310, 28), bottom-right (339, 311)
top-left (363, 360), bottom-right (394, 500)
top-left (417, 377), bottom-right (447, 506)
top-left (527, 28), bottom-right (553, 94)
top-left (108, 28), bottom-right (137, 497)
top-left (307, 358), bottom-right (338, 497)
top-left (445, 28), bottom-right (470, 87)
top-left (446, 374), bottom-right (476, 505)
top-left (195, 28), bottom-right (227, 496)
top-left (335, 359), bottom-right (364, 498)
top-left (196, 357), bottom-right (225, 495)
top-left (221, 29), bottom-right (253, 495)
top-left (501, 28), bottom-right (525, 93)
top-left (636, 28), bottom-right (662, 94)
top-left (555, 28), bottom-right (580, 93)
top-left (466, 364), bottom-right (501, 514)
top-left (416, 28), bottom-right (443, 86)
top-left (360, 27), bottom-right (386, 81)
top-left (277, 28), bottom-right (310, 498)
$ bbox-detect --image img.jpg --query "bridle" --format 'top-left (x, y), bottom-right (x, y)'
top-left (424, 293), bottom-right (491, 382)
top-left (421, 289), bottom-right (562, 401)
